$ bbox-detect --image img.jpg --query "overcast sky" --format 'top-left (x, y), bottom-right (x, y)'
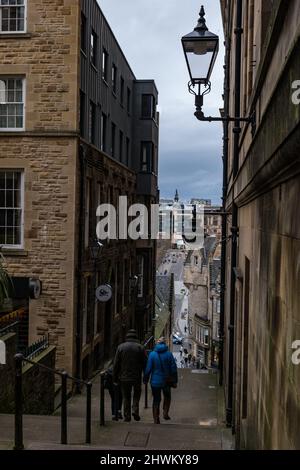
top-left (98, 0), bottom-right (224, 204)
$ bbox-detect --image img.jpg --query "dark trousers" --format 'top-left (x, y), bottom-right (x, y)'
top-left (151, 386), bottom-right (171, 407)
top-left (121, 381), bottom-right (142, 420)
top-left (108, 385), bottom-right (123, 416)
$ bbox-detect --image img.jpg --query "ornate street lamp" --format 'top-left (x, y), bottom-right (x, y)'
top-left (129, 275), bottom-right (139, 292)
top-left (89, 239), bottom-right (103, 262)
top-left (182, 5), bottom-right (255, 130)
top-left (182, 5), bottom-right (219, 87)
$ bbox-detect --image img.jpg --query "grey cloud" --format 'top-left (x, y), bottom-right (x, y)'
top-left (99, 0), bottom-right (224, 203)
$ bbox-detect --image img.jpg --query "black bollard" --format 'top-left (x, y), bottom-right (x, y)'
top-left (61, 371), bottom-right (68, 445)
top-left (100, 373), bottom-right (105, 426)
top-left (14, 354), bottom-right (24, 451)
top-left (86, 382), bottom-right (92, 444)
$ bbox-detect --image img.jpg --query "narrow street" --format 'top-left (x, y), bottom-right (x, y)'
top-left (157, 250), bottom-right (194, 366)
top-left (0, 369), bottom-right (233, 450)
top-left (0, 0), bottom-right (299, 456)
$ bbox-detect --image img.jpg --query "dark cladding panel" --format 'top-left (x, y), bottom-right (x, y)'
top-left (80, 0), bottom-right (136, 167)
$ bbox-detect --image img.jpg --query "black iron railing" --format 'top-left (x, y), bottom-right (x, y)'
top-left (15, 337), bottom-right (154, 449)
top-left (23, 335), bottom-right (49, 361)
top-left (0, 314), bottom-right (28, 353)
top-left (14, 354), bottom-right (92, 450)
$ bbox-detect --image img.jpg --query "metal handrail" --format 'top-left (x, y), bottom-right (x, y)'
top-left (143, 335), bottom-right (154, 348)
top-left (14, 353), bottom-right (92, 450)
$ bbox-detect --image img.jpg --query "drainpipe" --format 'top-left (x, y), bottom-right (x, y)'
top-left (219, 0), bottom-right (232, 387)
top-left (226, 0), bottom-right (243, 428)
top-left (75, 144), bottom-right (85, 389)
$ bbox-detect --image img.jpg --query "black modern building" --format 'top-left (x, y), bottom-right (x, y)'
top-left (78, 0), bottom-right (159, 376)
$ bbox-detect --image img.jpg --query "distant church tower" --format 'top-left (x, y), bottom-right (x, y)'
top-left (174, 189), bottom-right (179, 202)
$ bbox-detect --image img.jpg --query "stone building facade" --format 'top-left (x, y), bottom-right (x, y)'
top-left (0, 0), bottom-right (159, 379)
top-left (184, 237), bottom-right (220, 367)
top-left (220, 0), bottom-right (300, 449)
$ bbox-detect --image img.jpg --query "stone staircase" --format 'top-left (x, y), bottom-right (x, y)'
top-left (0, 369), bottom-right (234, 450)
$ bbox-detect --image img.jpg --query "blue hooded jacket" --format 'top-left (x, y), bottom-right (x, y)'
top-left (144, 343), bottom-right (178, 388)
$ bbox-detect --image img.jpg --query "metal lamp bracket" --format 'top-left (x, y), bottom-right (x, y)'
top-left (189, 81), bottom-right (256, 135)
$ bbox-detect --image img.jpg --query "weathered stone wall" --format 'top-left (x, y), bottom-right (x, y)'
top-left (1, 138), bottom-right (77, 374)
top-left (0, 0), bottom-right (80, 132)
top-left (0, 0), bottom-right (80, 377)
top-left (0, 333), bottom-right (56, 414)
top-left (221, 0), bottom-right (300, 450)
top-left (22, 346), bottom-right (56, 415)
top-left (0, 333), bottom-right (16, 413)
top-left (74, 143), bottom-right (140, 375)
top-left (238, 178), bottom-right (300, 450)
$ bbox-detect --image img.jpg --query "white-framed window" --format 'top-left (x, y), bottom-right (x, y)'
top-left (204, 328), bottom-right (209, 346)
top-left (0, 0), bottom-right (26, 33)
top-left (0, 169), bottom-right (24, 248)
top-left (0, 77), bottom-right (25, 131)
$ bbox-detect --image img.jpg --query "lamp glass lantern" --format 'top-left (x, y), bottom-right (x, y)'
top-left (182, 5), bottom-right (219, 85)
top-left (90, 239), bottom-right (103, 262)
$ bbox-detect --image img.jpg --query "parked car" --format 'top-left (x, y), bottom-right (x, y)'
top-left (172, 333), bottom-right (183, 345)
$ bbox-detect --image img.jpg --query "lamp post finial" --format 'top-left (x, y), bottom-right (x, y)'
top-left (195, 5), bottom-right (208, 32)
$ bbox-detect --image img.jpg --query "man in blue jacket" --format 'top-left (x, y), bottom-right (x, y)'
top-left (144, 337), bottom-right (178, 424)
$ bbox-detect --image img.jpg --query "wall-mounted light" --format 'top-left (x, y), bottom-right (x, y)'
top-left (182, 5), bottom-right (255, 132)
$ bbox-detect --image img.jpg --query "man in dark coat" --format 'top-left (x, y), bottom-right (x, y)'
top-left (113, 329), bottom-right (147, 422)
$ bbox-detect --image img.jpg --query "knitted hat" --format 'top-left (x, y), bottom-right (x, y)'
top-left (126, 329), bottom-right (138, 340)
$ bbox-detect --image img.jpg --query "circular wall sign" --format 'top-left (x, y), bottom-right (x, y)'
top-left (96, 284), bottom-right (112, 303)
top-left (29, 278), bottom-right (42, 300)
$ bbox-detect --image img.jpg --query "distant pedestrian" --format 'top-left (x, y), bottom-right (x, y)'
top-left (103, 367), bottom-right (123, 421)
top-left (144, 337), bottom-right (178, 424)
top-left (180, 346), bottom-right (183, 357)
top-left (183, 350), bottom-right (189, 367)
top-left (188, 353), bottom-right (192, 366)
top-left (184, 326), bottom-right (187, 334)
top-left (192, 356), bottom-right (196, 368)
top-left (113, 330), bottom-right (147, 422)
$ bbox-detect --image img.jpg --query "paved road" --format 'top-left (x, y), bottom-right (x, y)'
top-left (157, 250), bottom-right (186, 281)
top-left (157, 250), bottom-right (194, 366)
